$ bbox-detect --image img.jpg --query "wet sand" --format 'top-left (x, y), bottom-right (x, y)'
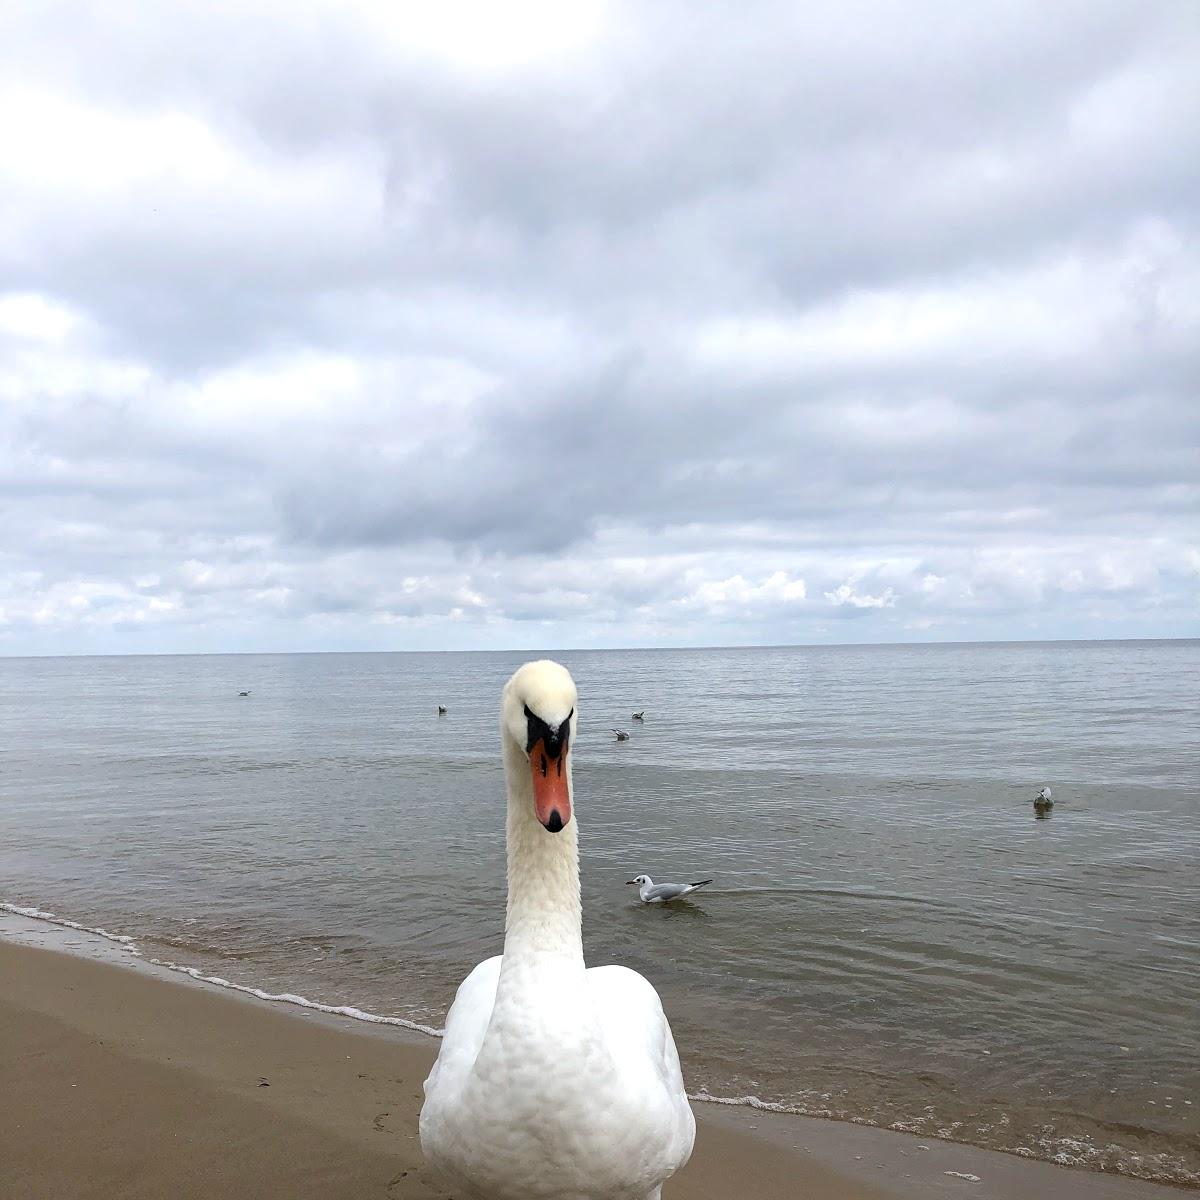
top-left (0, 920), bottom-right (1187, 1200)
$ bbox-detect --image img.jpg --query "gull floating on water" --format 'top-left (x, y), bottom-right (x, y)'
top-left (1034, 787), bottom-right (1053, 811)
top-left (627, 874), bottom-right (714, 904)
top-left (438, 705), bottom-right (448, 715)
top-left (612, 728), bottom-right (630, 741)
top-left (238, 690), bottom-right (251, 697)
top-left (632, 711), bottom-right (645, 721)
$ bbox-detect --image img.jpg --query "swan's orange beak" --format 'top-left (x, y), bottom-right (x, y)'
top-left (530, 740), bottom-right (571, 833)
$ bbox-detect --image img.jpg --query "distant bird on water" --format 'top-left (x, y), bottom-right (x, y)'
top-left (1034, 787), bottom-right (1053, 812)
top-left (632, 711), bottom-right (645, 721)
top-left (437, 705), bottom-right (448, 715)
top-left (627, 875), bottom-right (714, 904)
top-left (238, 690), bottom-right (251, 697)
top-left (612, 728), bottom-right (630, 741)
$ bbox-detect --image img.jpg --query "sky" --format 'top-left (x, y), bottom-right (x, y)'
top-left (1, 0), bottom-right (1197, 655)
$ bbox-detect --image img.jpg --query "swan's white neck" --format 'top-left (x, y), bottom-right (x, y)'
top-left (501, 736), bottom-right (583, 967)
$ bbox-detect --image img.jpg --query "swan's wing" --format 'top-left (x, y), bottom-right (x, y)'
top-left (422, 954), bottom-right (502, 1099)
top-left (585, 964), bottom-right (696, 1173)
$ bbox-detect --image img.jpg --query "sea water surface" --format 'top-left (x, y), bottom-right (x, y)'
top-left (2, 642), bottom-right (1198, 1185)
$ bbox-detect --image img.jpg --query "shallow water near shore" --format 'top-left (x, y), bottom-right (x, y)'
top-left (2, 641), bottom-right (1198, 1185)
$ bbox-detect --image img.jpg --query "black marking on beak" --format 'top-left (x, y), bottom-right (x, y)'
top-left (545, 810), bottom-right (564, 833)
top-left (524, 704), bottom-right (572, 760)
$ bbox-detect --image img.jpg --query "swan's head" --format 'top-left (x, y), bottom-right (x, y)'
top-left (502, 660), bottom-right (578, 834)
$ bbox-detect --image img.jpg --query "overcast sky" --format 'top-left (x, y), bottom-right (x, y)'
top-left (2, 1), bottom-right (1197, 655)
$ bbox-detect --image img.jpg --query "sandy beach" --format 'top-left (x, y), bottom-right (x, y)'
top-left (1, 915), bottom-right (1187, 1200)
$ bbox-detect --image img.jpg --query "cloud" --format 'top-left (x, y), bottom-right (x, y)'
top-left (825, 582), bottom-right (896, 611)
top-left (0, 0), bottom-right (1197, 653)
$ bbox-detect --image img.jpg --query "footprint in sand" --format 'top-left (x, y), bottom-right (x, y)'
top-left (386, 1164), bottom-right (450, 1196)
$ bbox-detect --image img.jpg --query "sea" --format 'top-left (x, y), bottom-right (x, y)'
top-left (2, 641), bottom-right (1197, 1186)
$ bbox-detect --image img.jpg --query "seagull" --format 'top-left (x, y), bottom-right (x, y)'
top-left (632, 711), bottom-right (645, 721)
top-left (238, 690), bottom-right (251, 697)
top-left (612, 728), bottom-right (630, 741)
top-left (627, 875), bottom-right (713, 904)
top-left (438, 705), bottom-right (448, 715)
top-left (1034, 786), bottom-right (1053, 811)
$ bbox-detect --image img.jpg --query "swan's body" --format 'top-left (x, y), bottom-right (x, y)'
top-left (420, 661), bottom-right (695, 1200)
top-left (627, 875), bottom-right (713, 905)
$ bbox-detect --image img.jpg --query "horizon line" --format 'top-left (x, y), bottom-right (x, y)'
top-left (1, 634), bottom-right (1196, 661)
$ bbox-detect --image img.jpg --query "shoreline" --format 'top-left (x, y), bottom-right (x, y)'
top-left (1, 910), bottom-right (1189, 1199)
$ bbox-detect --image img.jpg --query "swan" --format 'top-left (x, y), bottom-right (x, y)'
top-left (420, 661), bottom-right (695, 1200)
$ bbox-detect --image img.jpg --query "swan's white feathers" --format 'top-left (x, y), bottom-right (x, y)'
top-left (586, 964), bottom-right (695, 1168)
top-left (421, 955), bottom-right (501, 1103)
top-left (422, 960), bottom-right (693, 1200)
top-left (420, 659), bottom-right (693, 1200)
top-left (501, 659), bottom-right (577, 750)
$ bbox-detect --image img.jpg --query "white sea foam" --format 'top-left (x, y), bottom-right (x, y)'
top-left (144, 959), bottom-right (445, 1037)
top-left (2, 902), bottom-right (138, 945)
top-left (1, 901), bottom-right (443, 1038)
top-left (687, 1090), bottom-right (836, 1119)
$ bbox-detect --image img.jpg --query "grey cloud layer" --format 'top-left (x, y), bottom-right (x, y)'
top-left (1, 0), bottom-right (1197, 653)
